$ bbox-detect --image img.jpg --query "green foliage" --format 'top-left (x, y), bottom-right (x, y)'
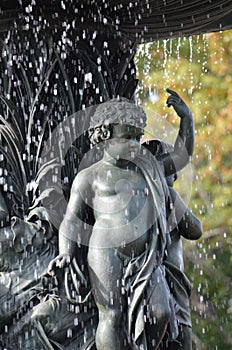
top-left (136, 30), bottom-right (232, 349)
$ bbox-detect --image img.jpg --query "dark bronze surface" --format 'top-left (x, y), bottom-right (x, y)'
top-left (0, 0), bottom-right (232, 39)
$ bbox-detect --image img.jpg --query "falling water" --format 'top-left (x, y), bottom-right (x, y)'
top-left (0, 1), bottom-right (231, 349)
top-left (135, 31), bottom-right (232, 350)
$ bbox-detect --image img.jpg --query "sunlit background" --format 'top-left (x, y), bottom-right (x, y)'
top-left (0, 2), bottom-right (231, 347)
top-left (136, 30), bottom-right (232, 350)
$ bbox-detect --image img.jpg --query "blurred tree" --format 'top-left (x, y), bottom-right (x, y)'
top-left (136, 30), bottom-right (232, 349)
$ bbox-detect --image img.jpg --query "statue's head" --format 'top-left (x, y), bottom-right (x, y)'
top-left (88, 98), bottom-right (147, 145)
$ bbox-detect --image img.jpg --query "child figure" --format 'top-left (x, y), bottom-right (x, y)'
top-left (145, 139), bottom-right (202, 349)
top-left (48, 89), bottom-right (195, 349)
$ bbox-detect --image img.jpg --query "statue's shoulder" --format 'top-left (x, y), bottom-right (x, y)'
top-left (72, 160), bottom-right (104, 190)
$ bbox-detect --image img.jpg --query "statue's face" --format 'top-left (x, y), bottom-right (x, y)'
top-left (106, 124), bottom-right (144, 161)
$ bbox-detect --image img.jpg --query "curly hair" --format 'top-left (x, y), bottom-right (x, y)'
top-left (88, 98), bottom-right (146, 145)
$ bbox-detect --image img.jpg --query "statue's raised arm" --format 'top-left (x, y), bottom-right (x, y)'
top-left (157, 89), bottom-right (194, 176)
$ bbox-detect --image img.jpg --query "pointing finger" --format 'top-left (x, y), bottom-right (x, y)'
top-left (166, 88), bottom-right (179, 97)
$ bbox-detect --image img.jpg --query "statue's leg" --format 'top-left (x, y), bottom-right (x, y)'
top-left (145, 266), bottom-right (172, 350)
top-left (5, 294), bottom-right (98, 349)
top-left (88, 246), bottom-right (127, 350)
top-left (5, 297), bottom-right (74, 349)
top-left (173, 324), bottom-right (192, 350)
top-left (181, 325), bottom-right (192, 349)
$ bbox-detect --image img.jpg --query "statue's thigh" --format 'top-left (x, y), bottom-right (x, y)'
top-left (146, 266), bottom-right (171, 320)
top-left (87, 247), bottom-right (124, 308)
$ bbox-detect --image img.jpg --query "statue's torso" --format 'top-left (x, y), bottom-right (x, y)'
top-left (89, 161), bottom-right (152, 257)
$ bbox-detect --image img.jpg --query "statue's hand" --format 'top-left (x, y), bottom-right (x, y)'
top-left (47, 254), bottom-right (71, 276)
top-left (166, 88), bottom-right (192, 119)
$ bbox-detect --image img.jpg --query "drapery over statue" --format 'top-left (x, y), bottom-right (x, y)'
top-left (0, 89), bottom-right (202, 349)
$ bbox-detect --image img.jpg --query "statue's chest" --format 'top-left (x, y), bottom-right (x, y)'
top-left (91, 167), bottom-right (152, 222)
top-left (92, 167), bottom-right (149, 198)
